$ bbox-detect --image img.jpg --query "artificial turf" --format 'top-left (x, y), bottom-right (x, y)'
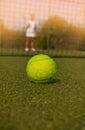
top-left (0, 56), bottom-right (85, 130)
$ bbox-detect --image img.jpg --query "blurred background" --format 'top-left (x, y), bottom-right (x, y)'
top-left (0, 0), bottom-right (85, 56)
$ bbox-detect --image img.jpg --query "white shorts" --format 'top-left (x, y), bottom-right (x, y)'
top-left (26, 29), bottom-right (36, 37)
top-left (26, 32), bottom-right (36, 37)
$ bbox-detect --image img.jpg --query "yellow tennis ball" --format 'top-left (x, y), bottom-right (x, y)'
top-left (26, 54), bottom-right (57, 83)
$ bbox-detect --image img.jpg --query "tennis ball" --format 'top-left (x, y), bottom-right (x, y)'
top-left (26, 54), bottom-right (57, 83)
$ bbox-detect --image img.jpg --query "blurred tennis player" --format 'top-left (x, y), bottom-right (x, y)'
top-left (23, 14), bottom-right (37, 51)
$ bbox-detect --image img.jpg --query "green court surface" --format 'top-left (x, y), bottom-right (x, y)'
top-left (0, 56), bottom-right (85, 130)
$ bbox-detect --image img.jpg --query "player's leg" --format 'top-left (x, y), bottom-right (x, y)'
top-left (31, 37), bottom-right (36, 51)
top-left (25, 37), bottom-right (29, 51)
